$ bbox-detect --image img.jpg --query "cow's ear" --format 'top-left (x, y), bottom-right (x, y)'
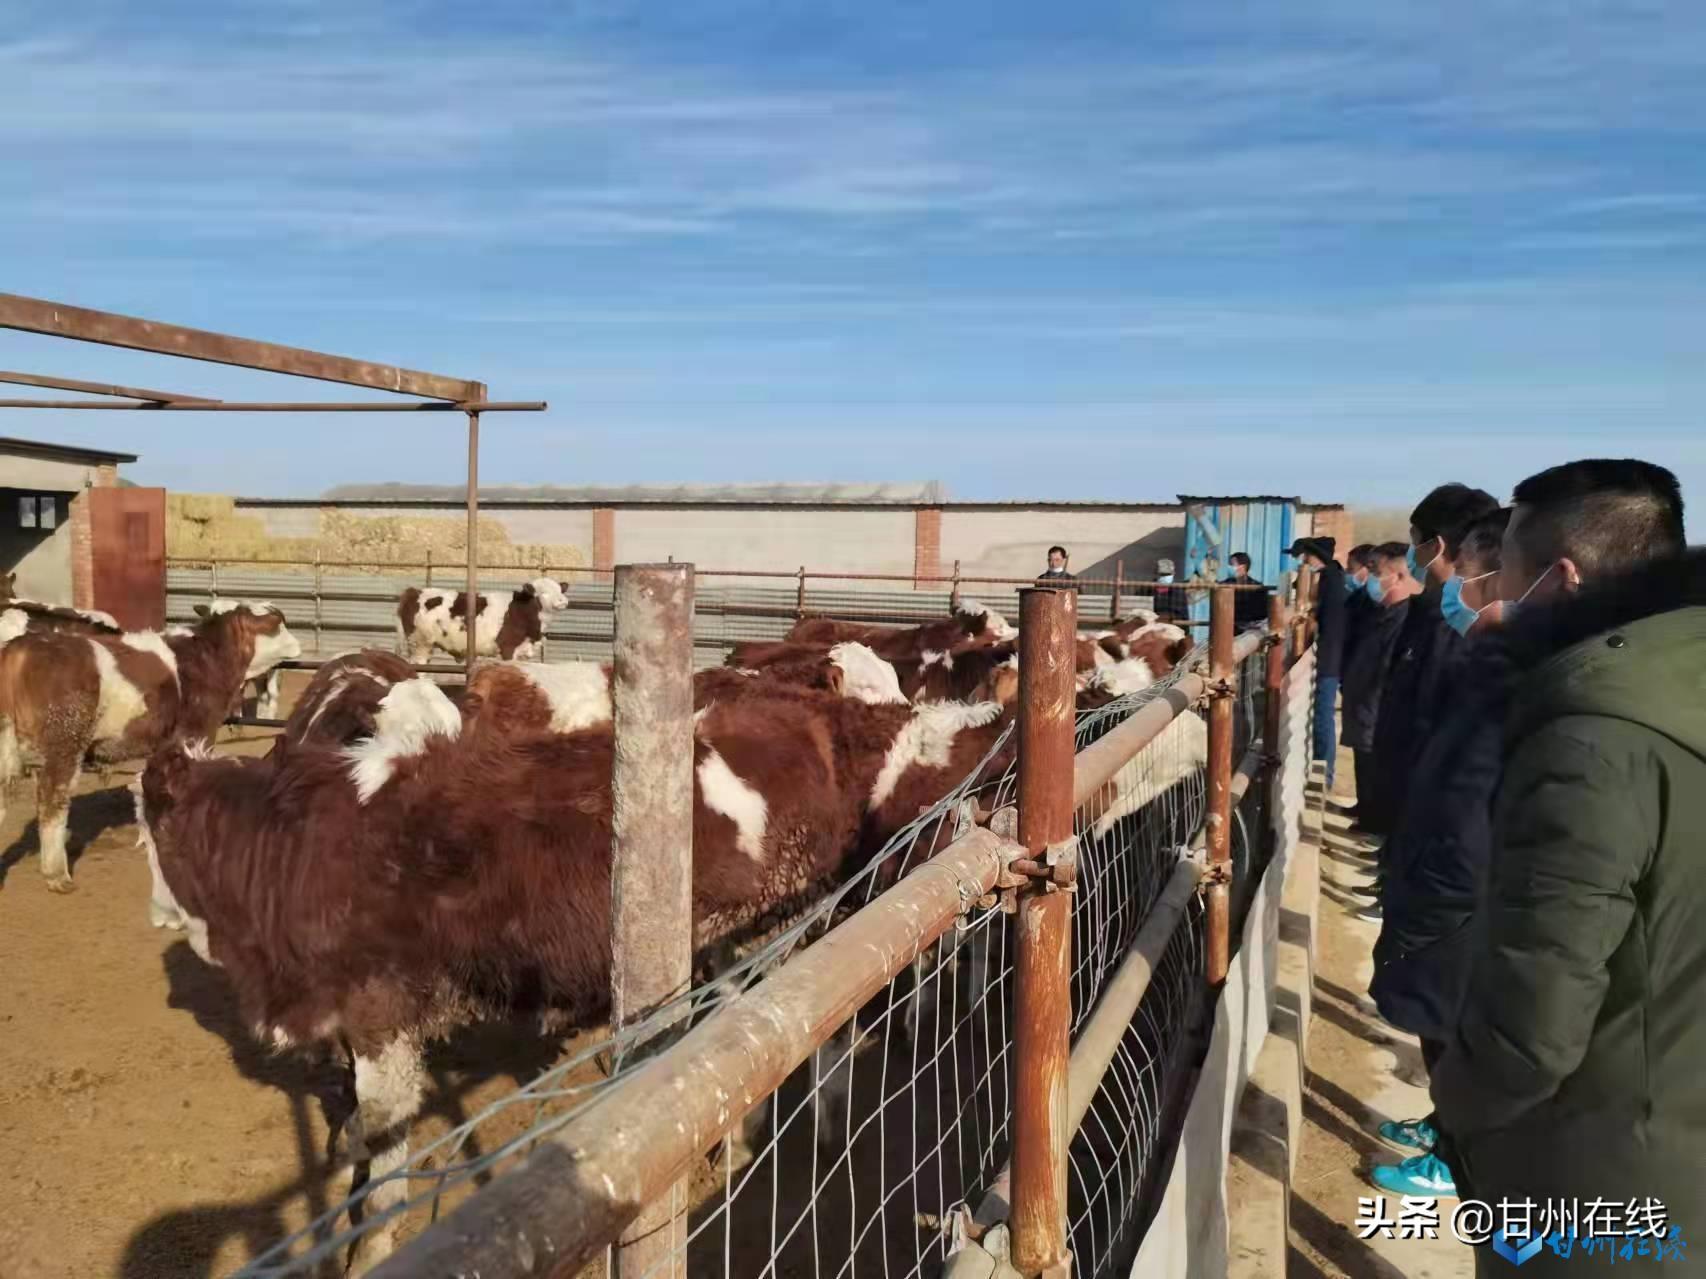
top-left (193, 604), bottom-right (210, 618)
top-left (825, 663), bottom-right (846, 696)
top-left (515, 582), bottom-right (536, 601)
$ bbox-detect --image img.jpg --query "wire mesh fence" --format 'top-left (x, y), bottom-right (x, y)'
top-left (233, 643), bottom-right (1217, 1279)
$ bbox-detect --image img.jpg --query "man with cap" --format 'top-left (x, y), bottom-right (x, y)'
top-left (1288, 536), bottom-right (1347, 788)
top-left (1153, 557), bottom-right (1190, 622)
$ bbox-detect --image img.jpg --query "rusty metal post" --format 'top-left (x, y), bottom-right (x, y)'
top-left (312, 549), bottom-right (323, 656)
top-left (1261, 593), bottom-right (1288, 862)
top-left (795, 565), bottom-right (807, 619)
top-left (610, 562), bottom-right (696, 1279)
top-left (464, 392), bottom-right (484, 684)
top-left (950, 558), bottom-right (962, 612)
top-left (1012, 587), bottom-right (1076, 1279)
top-left (1204, 584), bottom-right (1237, 986)
top-left (1110, 559), bottom-right (1123, 622)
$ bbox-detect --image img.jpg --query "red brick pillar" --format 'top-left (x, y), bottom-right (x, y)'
top-left (593, 507), bottom-right (616, 584)
top-left (914, 506), bottom-right (942, 589)
top-left (68, 465), bottom-right (120, 609)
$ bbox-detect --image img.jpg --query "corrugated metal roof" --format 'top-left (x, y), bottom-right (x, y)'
top-left (0, 435), bottom-right (139, 465)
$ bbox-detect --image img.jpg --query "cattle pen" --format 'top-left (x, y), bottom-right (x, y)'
top-left (3, 291), bottom-right (1324, 1279)
top-left (206, 569), bottom-right (1318, 1279)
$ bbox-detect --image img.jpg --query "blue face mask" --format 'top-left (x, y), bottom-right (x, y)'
top-left (1157, 574), bottom-right (1174, 584)
top-left (1365, 574), bottom-right (1386, 604)
top-left (1407, 538), bottom-right (1440, 583)
top-left (1439, 570), bottom-right (1498, 637)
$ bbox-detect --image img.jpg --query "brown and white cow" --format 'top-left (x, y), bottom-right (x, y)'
top-left (1074, 655), bottom-right (1208, 837)
top-left (395, 578), bottom-right (570, 664)
top-left (0, 603), bottom-right (300, 892)
top-left (782, 598), bottom-right (1013, 660)
top-left (137, 672), bottom-right (1011, 1265)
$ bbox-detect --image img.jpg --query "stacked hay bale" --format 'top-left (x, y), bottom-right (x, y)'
top-left (167, 495), bottom-right (589, 577)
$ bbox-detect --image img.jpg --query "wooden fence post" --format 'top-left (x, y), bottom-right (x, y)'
top-left (1012, 586), bottom-right (1077, 1279)
top-left (610, 562), bottom-right (696, 1279)
top-left (1204, 583), bottom-right (1237, 985)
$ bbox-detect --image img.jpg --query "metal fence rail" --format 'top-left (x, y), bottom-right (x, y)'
top-left (229, 578), bottom-right (1311, 1279)
top-left (165, 555), bottom-right (1261, 667)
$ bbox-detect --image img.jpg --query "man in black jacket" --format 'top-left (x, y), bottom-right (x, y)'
top-left (1287, 536), bottom-right (1347, 788)
top-left (1036, 545), bottom-right (1078, 587)
top-left (1223, 552), bottom-right (1272, 630)
top-left (1340, 542), bottom-right (1417, 835)
top-left (1152, 557), bottom-right (1189, 622)
top-left (1366, 484), bottom-right (1500, 851)
top-left (1366, 510), bottom-right (1511, 1199)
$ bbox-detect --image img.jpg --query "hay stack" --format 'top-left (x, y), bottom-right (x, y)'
top-left (167, 495), bottom-right (589, 576)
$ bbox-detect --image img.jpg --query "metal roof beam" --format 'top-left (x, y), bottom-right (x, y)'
top-left (0, 293), bottom-right (481, 402)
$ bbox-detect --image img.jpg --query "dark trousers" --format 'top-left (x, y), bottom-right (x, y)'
top-left (1312, 675), bottom-right (1341, 786)
top-left (1352, 749), bottom-right (1381, 827)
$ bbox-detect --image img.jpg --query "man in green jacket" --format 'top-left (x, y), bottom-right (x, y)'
top-left (1432, 459), bottom-right (1698, 1272)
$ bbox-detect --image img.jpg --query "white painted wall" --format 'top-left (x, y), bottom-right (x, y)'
top-left (614, 507), bottom-right (916, 575)
top-left (939, 508), bottom-right (1183, 582)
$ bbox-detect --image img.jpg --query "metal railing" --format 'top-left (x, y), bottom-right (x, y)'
top-left (166, 556), bottom-right (1275, 669)
top-left (231, 578), bottom-right (1312, 1279)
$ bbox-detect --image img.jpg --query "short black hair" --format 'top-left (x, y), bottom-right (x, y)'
top-left (1510, 459), bottom-right (1685, 577)
top-left (1457, 507), bottom-right (1511, 573)
top-left (1374, 541), bottom-right (1409, 565)
top-left (1047, 545), bottom-right (1067, 558)
top-left (1229, 552), bottom-right (1251, 568)
top-left (1347, 543), bottom-right (1377, 571)
top-left (1410, 483), bottom-right (1500, 557)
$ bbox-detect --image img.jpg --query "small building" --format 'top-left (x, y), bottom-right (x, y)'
top-left (0, 435), bottom-right (162, 625)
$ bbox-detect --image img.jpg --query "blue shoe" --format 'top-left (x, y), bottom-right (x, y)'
top-left (1370, 1151), bottom-right (1457, 1198)
top-left (1377, 1117), bottom-right (1437, 1152)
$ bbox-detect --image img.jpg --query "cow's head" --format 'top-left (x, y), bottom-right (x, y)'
top-left (1123, 622), bottom-right (1193, 677)
top-left (529, 577), bottom-right (571, 611)
top-left (196, 601), bottom-right (303, 677)
top-left (827, 643), bottom-right (908, 705)
top-left (954, 598), bottom-right (1017, 642)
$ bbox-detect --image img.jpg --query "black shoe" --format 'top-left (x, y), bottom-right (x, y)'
top-left (1354, 902), bottom-right (1384, 923)
top-left (1348, 880), bottom-right (1383, 899)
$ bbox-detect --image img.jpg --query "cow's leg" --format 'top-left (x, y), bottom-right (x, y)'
top-left (258, 668), bottom-right (283, 720)
top-left (35, 753), bottom-right (79, 893)
top-left (342, 1034), bottom-right (425, 1276)
top-left (0, 717), bottom-right (18, 828)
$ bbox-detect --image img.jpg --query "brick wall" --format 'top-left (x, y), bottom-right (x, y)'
top-left (592, 507), bottom-right (615, 583)
top-left (1308, 509), bottom-right (1356, 562)
top-left (913, 507), bottom-right (942, 587)
top-left (68, 465), bottom-right (118, 609)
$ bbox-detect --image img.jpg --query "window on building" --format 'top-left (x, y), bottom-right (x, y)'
top-left (15, 495), bottom-right (60, 530)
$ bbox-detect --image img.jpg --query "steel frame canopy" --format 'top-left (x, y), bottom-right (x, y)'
top-left (0, 291), bottom-right (548, 680)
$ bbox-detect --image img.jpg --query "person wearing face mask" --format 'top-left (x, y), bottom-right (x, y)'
top-left (1366, 484), bottom-right (1500, 856)
top-left (1339, 544), bottom-right (1381, 691)
top-left (1363, 509), bottom-right (1511, 1199)
top-left (1036, 544), bottom-right (1078, 587)
top-left (1429, 461), bottom-right (1701, 1272)
top-left (1152, 556), bottom-right (1190, 623)
top-left (1222, 551), bottom-right (1273, 630)
top-left (1285, 536), bottom-right (1347, 789)
top-left (1338, 543), bottom-right (1418, 837)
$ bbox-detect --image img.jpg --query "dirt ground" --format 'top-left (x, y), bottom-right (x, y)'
top-left (1286, 751), bottom-right (1474, 1278)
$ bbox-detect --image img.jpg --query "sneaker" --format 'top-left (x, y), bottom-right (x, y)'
top-left (1348, 880), bottom-right (1383, 900)
top-left (1354, 901), bottom-right (1383, 923)
top-left (1370, 1151), bottom-right (1456, 1198)
top-left (1377, 1117), bottom-right (1438, 1152)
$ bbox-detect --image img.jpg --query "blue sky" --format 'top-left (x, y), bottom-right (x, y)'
top-left (3, 0), bottom-right (1703, 530)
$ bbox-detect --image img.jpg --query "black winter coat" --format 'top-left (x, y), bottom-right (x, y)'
top-left (1311, 560), bottom-right (1348, 678)
top-left (1339, 597), bottom-right (1408, 754)
top-left (1370, 587), bottom-right (1466, 834)
top-left (1432, 549), bottom-right (1706, 1276)
top-left (1369, 649), bottom-right (1505, 1043)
